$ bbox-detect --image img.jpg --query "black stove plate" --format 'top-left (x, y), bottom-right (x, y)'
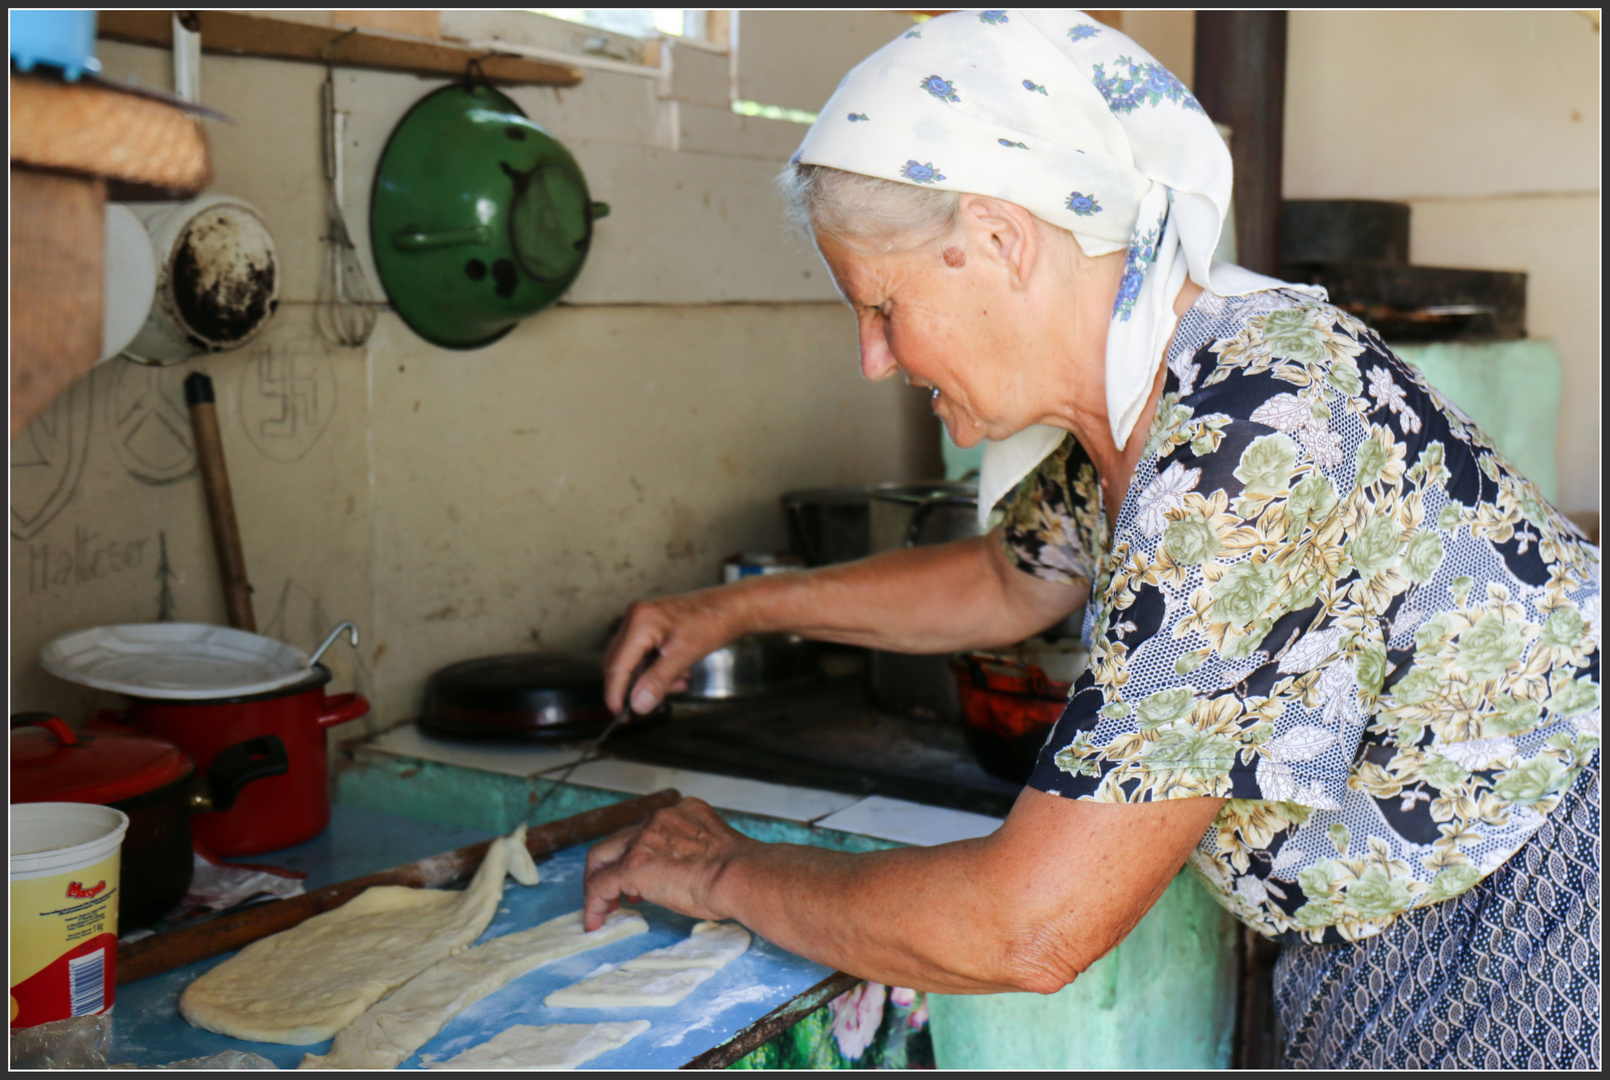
top-left (610, 679), bottom-right (1022, 818)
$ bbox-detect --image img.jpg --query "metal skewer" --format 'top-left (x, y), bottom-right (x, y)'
top-left (531, 650), bottom-right (659, 820)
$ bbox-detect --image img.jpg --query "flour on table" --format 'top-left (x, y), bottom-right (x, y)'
top-left (299, 909), bottom-right (647, 1069)
top-left (429, 1021), bottom-right (651, 1070)
top-left (621, 921), bottom-right (749, 970)
top-left (544, 965), bottom-right (716, 1008)
top-left (544, 920), bottom-right (750, 1008)
top-left (179, 826), bottom-right (534, 1045)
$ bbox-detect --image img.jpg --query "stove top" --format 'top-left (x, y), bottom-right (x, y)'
top-left (609, 678), bottom-right (1022, 818)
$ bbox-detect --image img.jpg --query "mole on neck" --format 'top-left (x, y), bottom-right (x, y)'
top-left (942, 246), bottom-right (966, 268)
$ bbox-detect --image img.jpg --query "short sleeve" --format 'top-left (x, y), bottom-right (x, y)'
top-left (1028, 405), bottom-right (1361, 810)
top-left (1000, 433), bottom-right (1104, 587)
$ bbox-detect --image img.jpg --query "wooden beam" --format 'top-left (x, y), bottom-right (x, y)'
top-left (1193, 12), bottom-right (1288, 277)
top-left (97, 9), bottom-right (582, 87)
top-left (332, 10), bottom-right (440, 39)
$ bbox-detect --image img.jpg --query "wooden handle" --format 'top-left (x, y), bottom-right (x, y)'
top-left (184, 373), bottom-right (255, 632)
top-left (116, 788), bottom-right (682, 985)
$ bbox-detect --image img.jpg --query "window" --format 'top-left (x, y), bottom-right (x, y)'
top-left (528, 10), bottom-right (692, 39)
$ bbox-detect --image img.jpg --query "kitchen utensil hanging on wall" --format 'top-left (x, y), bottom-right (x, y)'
top-left (99, 204), bottom-right (159, 364)
top-left (122, 195), bottom-right (281, 366)
top-left (315, 63), bottom-right (377, 347)
top-left (369, 65), bottom-right (610, 349)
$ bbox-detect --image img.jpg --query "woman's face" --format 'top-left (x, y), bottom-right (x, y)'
top-left (818, 237), bottom-right (1009, 447)
top-left (816, 204), bottom-right (1114, 449)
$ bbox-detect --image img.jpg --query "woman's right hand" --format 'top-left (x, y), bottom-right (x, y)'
top-left (603, 587), bottom-right (750, 715)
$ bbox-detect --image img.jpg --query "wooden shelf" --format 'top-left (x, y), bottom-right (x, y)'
top-left (11, 73), bottom-right (215, 435)
top-left (10, 73), bottom-right (211, 192)
top-left (97, 10), bottom-right (583, 87)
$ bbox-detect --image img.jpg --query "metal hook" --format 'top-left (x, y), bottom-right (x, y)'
top-left (321, 27), bottom-right (358, 63)
top-left (308, 621), bottom-right (359, 668)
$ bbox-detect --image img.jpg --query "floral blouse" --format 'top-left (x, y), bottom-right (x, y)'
top-left (1003, 289), bottom-right (1601, 944)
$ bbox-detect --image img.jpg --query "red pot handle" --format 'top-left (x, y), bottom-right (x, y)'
top-left (317, 692), bottom-right (370, 729)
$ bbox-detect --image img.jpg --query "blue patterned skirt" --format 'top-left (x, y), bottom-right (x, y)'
top-left (1274, 752), bottom-right (1601, 1069)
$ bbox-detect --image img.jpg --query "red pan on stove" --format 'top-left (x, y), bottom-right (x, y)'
top-left (419, 652), bottom-right (668, 742)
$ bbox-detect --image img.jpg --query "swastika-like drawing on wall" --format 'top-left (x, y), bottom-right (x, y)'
top-left (105, 361), bottom-right (197, 485)
top-left (11, 379), bottom-right (92, 541)
top-left (240, 338), bottom-right (337, 463)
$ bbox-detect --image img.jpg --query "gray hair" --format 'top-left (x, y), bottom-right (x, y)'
top-left (777, 162), bottom-right (961, 254)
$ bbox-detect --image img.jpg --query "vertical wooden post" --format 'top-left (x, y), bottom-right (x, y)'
top-left (1193, 12), bottom-right (1288, 277)
top-left (185, 372), bottom-right (257, 632)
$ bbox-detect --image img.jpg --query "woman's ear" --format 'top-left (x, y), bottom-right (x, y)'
top-left (957, 195), bottom-right (1040, 291)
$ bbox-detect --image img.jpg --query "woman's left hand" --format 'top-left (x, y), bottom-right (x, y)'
top-left (582, 797), bottom-right (757, 931)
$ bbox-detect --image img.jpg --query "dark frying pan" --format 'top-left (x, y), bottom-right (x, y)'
top-left (418, 652), bottom-right (667, 742)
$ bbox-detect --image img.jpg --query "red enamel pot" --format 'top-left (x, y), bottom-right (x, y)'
top-left (111, 665), bottom-right (368, 857)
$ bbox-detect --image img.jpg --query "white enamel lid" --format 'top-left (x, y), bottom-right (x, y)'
top-left (40, 623), bottom-right (313, 700)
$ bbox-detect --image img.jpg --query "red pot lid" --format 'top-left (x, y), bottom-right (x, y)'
top-left (9, 715), bottom-right (193, 806)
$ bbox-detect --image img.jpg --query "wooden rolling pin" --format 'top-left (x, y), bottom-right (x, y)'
top-left (184, 372), bottom-right (255, 632)
top-left (117, 789), bottom-right (681, 985)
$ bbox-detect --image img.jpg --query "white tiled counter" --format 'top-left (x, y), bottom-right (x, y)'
top-left (342, 722), bottom-right (1006, 849)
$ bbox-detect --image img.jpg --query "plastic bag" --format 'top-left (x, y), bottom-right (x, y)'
top-left (126, 1050), bottom-right (278, 1069)
top-left (9, 1014), bottom-right (114, 1069)
top-left (8, 1014), bottom-right (276, 1070)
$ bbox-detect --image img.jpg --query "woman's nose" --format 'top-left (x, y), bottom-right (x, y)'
top-left (858, 322), bottom-right (899, 381)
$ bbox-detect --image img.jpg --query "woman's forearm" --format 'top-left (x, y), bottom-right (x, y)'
top-left (708, 839), bottom-right (1065, 995)
top-left (583, 793), bottom-right (1226, 996)
top-left (730, 530), bottom-right (1087, 654)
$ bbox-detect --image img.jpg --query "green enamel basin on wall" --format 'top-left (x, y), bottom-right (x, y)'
top-left (371, 81), bottom-right (609, 350)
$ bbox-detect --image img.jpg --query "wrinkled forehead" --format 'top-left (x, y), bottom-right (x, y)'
top-left (815, 235), bottom-right (899, 306)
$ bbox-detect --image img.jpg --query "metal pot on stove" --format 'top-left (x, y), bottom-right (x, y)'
top-left (865, 482), bottom-right (983, 722)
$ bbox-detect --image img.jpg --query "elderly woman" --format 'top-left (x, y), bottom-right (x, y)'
top-left (584, 11), bottom-right (1599, 1069)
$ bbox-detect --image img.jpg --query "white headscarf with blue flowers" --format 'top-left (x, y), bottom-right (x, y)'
top-left (794, 9), bottom-right (1299, 521)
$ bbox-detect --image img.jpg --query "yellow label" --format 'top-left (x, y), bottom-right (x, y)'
top-left (10, 851), bottom-right (121, 988)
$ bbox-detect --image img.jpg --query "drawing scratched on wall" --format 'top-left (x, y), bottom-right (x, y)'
top-left (10, 379), bottom-right (93, 541)
top-left (260, 577), bottom-right (332, 653)
top-left (240, 336), bottom-right (337, 463)
top-left (156, 531), bottom-right (178, 621)
top-left (20, 525), bottom-right (154, 595)
top-left (104, 362), bottom-right (198, 485)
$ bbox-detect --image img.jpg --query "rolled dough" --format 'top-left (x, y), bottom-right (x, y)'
top-left (543, 964), bottom-right (716, 1008)
top-left (621, 921), bottom-right (749, 970)
top-left (508, 836), bottom-right (541, 886)
top-left (180, 826), bottom-right (532, 1044)
top-left (429, 1021), bottom-right (651, 1070)
top-left (299, 909), bottom-right (647, 1069)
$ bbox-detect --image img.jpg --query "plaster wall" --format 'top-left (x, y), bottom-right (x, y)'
top-left (1284, 9), bottom-right (1600, 513)
top-left (9, 12), bottom-right (936, 730)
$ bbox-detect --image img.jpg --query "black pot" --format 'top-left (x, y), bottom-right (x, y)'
top-left (420, 652), bottom-right (668, 742)
top-left (782, 488), bottom-right (871, 567)
top-left (108, 775), bottom-right (198, 931)
top-left (108, 735), bottom-right (290, 931)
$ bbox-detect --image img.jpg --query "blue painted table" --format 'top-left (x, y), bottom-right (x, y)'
top-left (109, 806), bottom-right (834, 1069)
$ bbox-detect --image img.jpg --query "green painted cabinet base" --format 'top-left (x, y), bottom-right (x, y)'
top-left (927, 869), bottom-right (1237, 1069)
top-left (729, 985), bottom-right (936, 1070)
